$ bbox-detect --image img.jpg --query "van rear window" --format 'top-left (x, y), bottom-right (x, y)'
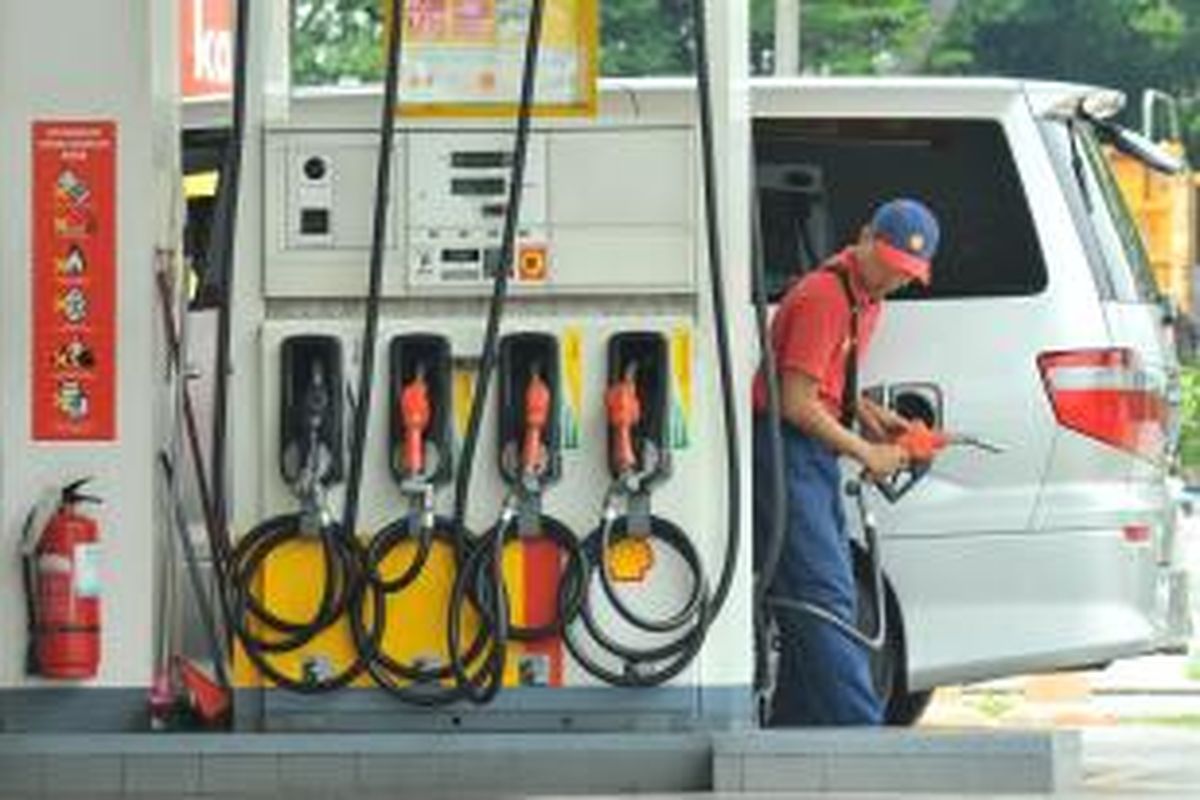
top-left (754, 118), bottom-right (1048, 301)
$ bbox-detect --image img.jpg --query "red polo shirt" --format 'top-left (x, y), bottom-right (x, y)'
top-left (752, 249), bottom-right (882, 418)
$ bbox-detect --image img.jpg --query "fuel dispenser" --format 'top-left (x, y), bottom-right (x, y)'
top-left (192, 0), bottom-right (753, 732)
top-left (0, 0), bottom-right (754, 735)
top-left (562, 334), bottom-right (711, 687)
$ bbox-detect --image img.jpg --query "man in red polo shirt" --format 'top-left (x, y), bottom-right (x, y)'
top-left (754, 198), bottom-right (940, 725)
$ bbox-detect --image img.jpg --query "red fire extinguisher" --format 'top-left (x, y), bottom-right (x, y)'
top-left (22, 479), bottom-right (103, 679)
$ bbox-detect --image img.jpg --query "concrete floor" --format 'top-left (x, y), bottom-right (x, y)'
top-left (525, 727), bottom-right (1200, 798)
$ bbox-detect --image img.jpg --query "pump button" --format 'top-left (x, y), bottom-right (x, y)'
top-left (300, 208), bottom-right (330, 235)
top-left (302, 156), bottom-right (328, 182)
top-left (518, 246), bottom-right (548, 282)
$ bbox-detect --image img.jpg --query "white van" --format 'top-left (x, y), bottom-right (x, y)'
top-left (752, 77), bottom-right (1191, 723)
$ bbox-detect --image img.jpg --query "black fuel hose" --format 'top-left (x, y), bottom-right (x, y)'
top-left (212, 0), bottom-right (408, 694)
top-left (749, 154), bottom-right (787, 692)
top-left (208, 0), bottom-right (250, 562)
top-left (563, 516), bottom-right (709, 687)
top-left (348, 522), bottom-right (490, 706)
top-left (224, 513), bottom-right (376, 693)
top-left (467, 513), bottom-right (587, 642)
top-left (595, 516), bottom-right (705, 634)
top-left (446, 522), bottom-right (509, 703)
top-left (445, 0), bottom-right (548, 704)
top-left (690, 0), bottom-right (741, 630)
top-left (566, 0), bottom-right (741, 689)
top-left (340, 0), bottom-right (405, 543)
top-left (200, 0), bottom-right (252, 702)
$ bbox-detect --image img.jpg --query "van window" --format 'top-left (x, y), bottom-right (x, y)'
top-left (1038, 119), bottom-right (1161, 304)
top-left (754, 118), bottom-right (1048, 301)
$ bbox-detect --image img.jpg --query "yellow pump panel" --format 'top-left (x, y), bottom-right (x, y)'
top-left (233, 529), bottom-right (536, 690)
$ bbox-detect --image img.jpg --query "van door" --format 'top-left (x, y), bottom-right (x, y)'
top-left (754, 116), bottom-right (1061, 537)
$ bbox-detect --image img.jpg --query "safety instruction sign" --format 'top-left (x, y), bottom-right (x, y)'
top-left (391, 0), bottom-right (597, 117)
top-left (31, 121), bottom-right (117, 441)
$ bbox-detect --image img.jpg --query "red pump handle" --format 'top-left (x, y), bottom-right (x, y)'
top-left (399, 369), bottom-right (432, 476)
top-left (522, 369), bottom-right (551, 473)
top-left (606, 365), bottom-right (641, 474)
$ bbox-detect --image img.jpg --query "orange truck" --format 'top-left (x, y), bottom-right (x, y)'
top-left (1109, 90), bottom-right (1196, 317)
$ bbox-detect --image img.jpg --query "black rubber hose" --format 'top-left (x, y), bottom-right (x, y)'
top-left (449, 0), bottom-right (547, 536)
top-left (341, 0), bottom-right (406, 542)
top-left (225, 514), bottom-right (375, 693)
top-left (209, 0), bottom-right (251, 561)
top-left (690, 0), bottom-right (741, 624)
top-left (349, 522), bottom-right (487, 705)
top-left (468, 514), bottom-right (587, 642)
top-left (561, 0), bottom-right (742, 689)
top-left (446, 522), bottom-right (508, 704)
top-left (218, 0), bottom-right (406, 697)
top-left (445, 0), bottom-right (548, 704)
top-left (749, 149), bottom-right (787, 692)
top-left (595, 516), bottom-right (705, 634)
top-left (563, 516), bottom-right (709, 687)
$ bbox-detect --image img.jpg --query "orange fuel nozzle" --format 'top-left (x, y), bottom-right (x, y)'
top-left (894, 420), bottom-right (949, 464)
top-left (400, 367), bottom-right (431, 476)
top-left (522, 367), bottom-right (552, 474)
top-left (606, 364), bottom-right (641, 474)
top-left (893, 420), bottom-right (1003, 463)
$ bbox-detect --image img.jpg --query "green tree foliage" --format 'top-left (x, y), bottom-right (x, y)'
top-left (291, 0), bottom-right (1200, 157)
top-left (599, 0), bottom-right (693, 75)
top-left (797, 0), bottom-right (931, 74)
top-left (928, 0), bottom-right (1200, 154)
top-left (294, 0), bottom-right (384, 87)
top-left (291, 1), bottom-right (929, 82)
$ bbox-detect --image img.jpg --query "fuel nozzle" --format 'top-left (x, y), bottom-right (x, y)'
top-left (293, 361), bottom-right (335, 513)
top-left (895, 420), bottom-right (1003, 464)
top-left (399, 364), bottom-right (432, 478)
top-left (869, 419), bottom-right (1003, 503)
top-left (606, 363), bottom-right (641, 476)
top-left (522, 365), bottom-right (551, 477)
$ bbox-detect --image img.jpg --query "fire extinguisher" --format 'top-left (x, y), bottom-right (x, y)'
top-left (21, 479), bottom-right (103, 679)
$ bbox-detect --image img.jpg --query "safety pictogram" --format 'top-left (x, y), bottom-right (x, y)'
top-left (32, 121), bottom-right (117, 441)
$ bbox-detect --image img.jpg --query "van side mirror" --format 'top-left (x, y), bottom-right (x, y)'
top-left (1089, 114), bottom-right (1188, 176)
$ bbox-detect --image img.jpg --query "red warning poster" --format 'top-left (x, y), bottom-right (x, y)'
top-left (31, 121), bottom-right (117, 441)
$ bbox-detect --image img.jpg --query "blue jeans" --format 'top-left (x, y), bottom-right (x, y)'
top-left (754, 418), bottom-right (882, 726)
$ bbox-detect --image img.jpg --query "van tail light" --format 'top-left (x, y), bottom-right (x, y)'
top-left (1038, 348), bottom-right (1167, 463)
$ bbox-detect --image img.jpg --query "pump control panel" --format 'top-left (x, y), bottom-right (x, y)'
top-left (407, 132), bottom-right (548, 289)
top-left (265, 126), bottom-right (696, 298)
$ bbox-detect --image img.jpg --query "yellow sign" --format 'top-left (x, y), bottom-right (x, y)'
top-left (560, 327), bottom-right (582, 449)
top-left (385, 0), bottom-right (598, 117)
top-left (670, 327), bottom-right (693, 449)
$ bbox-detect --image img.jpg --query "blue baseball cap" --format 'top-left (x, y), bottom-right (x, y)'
top-left (869, 198), bottom-right (940, 285)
